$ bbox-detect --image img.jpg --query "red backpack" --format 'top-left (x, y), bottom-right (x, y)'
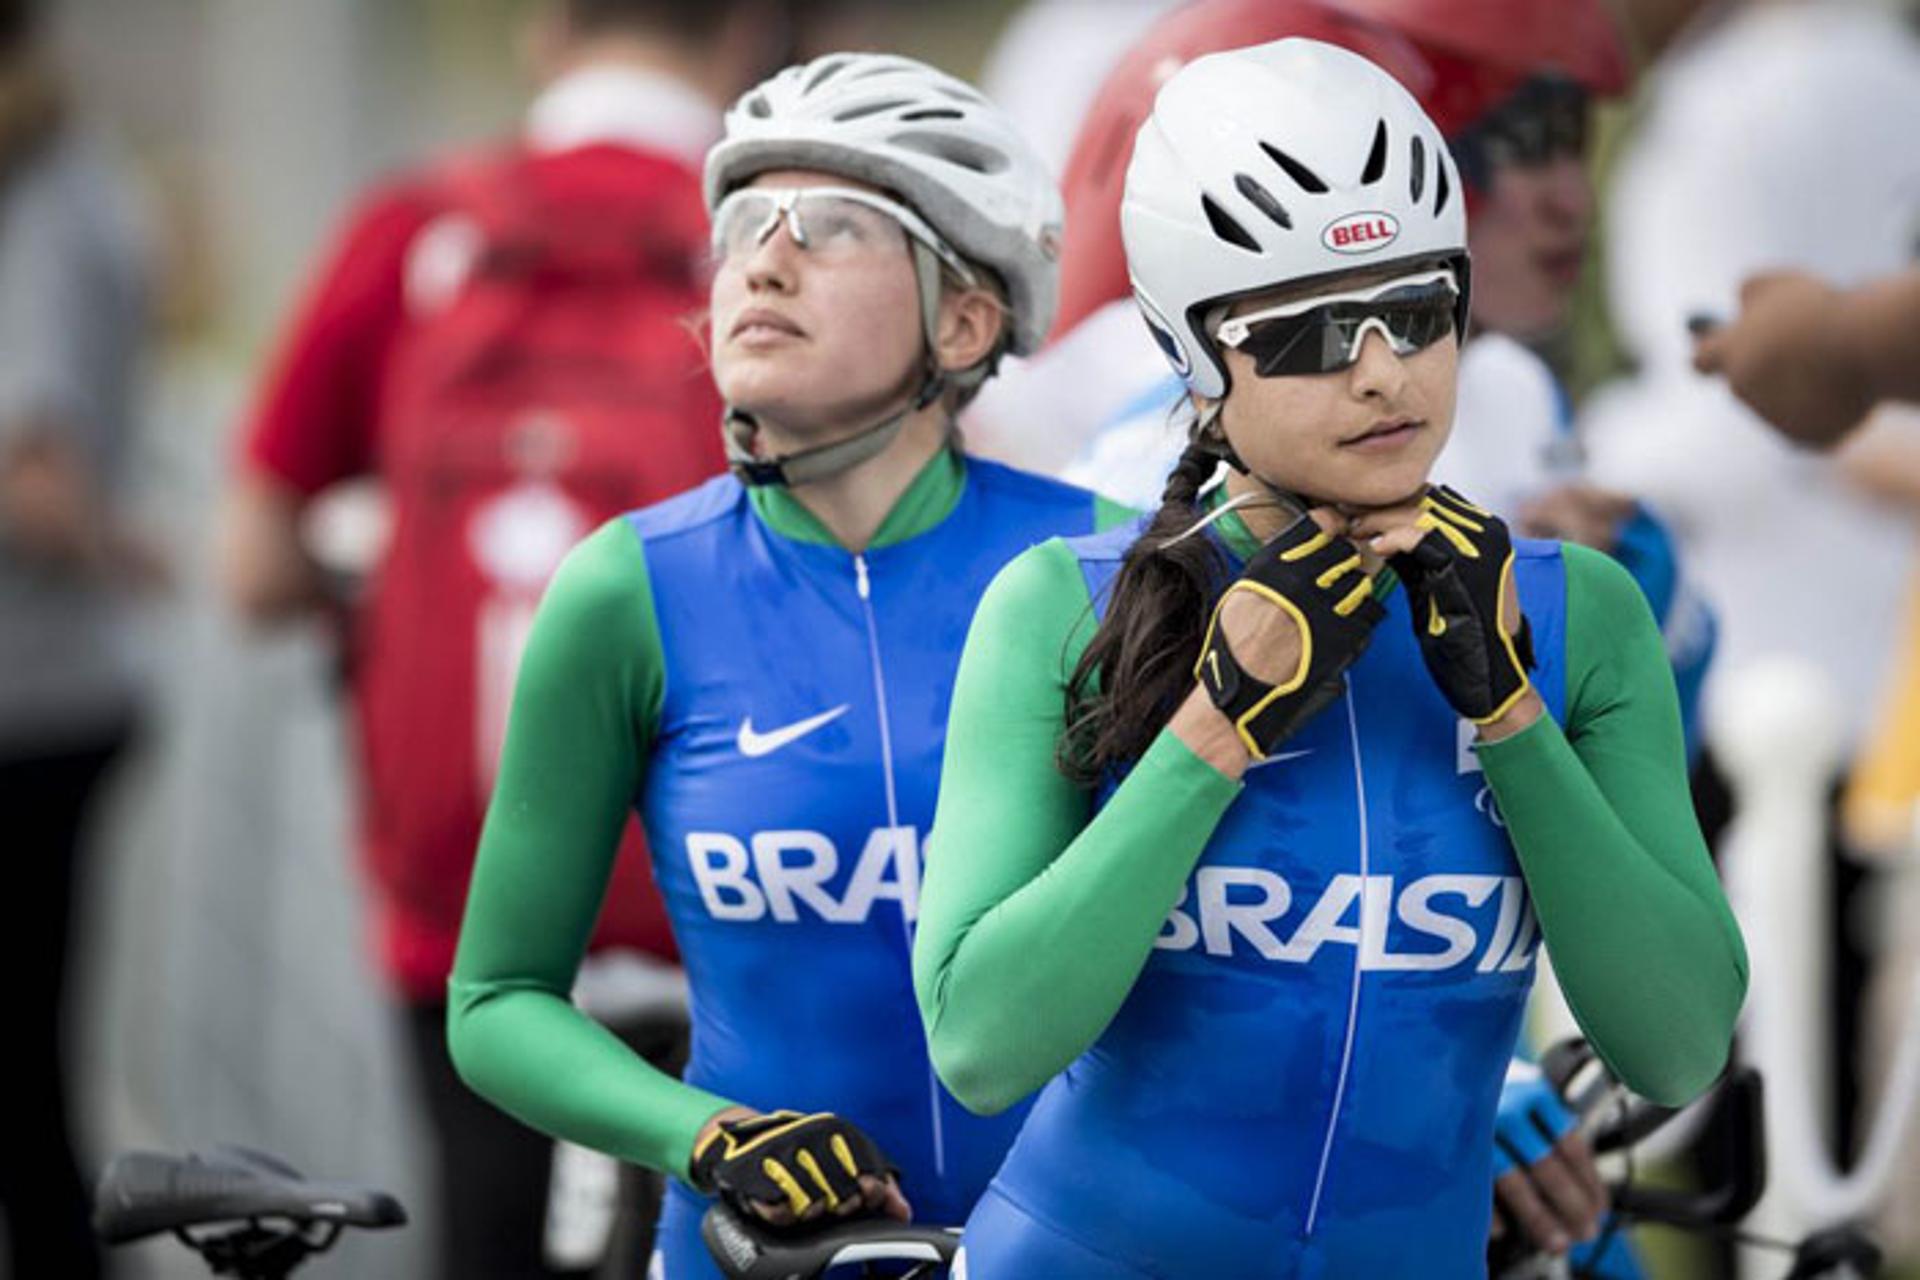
top-left (357, 144), bottom-right (724, 991)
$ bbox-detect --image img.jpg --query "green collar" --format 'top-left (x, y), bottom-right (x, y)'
top-left (746, 447), bottom-right (966, 550)
top-left (1208, 486), bottom-right (1264, 562)
top-left (1205, 485), bottom-right (1398, 599)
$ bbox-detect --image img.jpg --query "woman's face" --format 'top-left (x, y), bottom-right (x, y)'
top-left (709, 169), bottom-right (927, 436)
top-left (1466, 156), bottom-right (1594, 340)
top-left (1213, 269), bottom-right (1460, 510)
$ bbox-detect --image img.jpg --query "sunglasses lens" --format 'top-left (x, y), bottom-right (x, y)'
top-left (712, 191), bottom-right (776, 259)
top-left (1377, 291), bottom-right (1455, 349)
top-left (1239, 324), bottom-right (1320, 377)
top-left (712, 191), bottom-right (911, 266)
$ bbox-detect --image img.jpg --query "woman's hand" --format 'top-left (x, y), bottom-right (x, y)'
top-left (1486, 1064), bottom-right (1608, 1255)
top-left (1514, 484), bottom-right (1637, 553)
top-left (1176, 508), bottom-right (1384, 776)
top-left (1492, 1131), bottom-right (1608, 1256)
top-left (1208, 510), bottom-right (1348, 684)
top-left (691, 1107), bottom-right (912, 1226)
top-left (1350, 487), bottom-right (1541, 738)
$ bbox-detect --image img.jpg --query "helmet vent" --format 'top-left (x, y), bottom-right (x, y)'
top-left (1434, 159), bottom-right (1451, 215)
top-left (1361, 120), bottom-right (1388, 185)
top-left (1233, 173), bottom-right (1292, 231)
top-left (1201, 194), bottom-right (1260, 253)
top-left (1409, 136), bottom-right (1427, 204)
top-left (900, 107), bottom-right (965, 122)
top-left (1258, 142), bottom-right (1327, 195)
top-left (744, 94), bottom-right (772, 119)
top-left (833, 98), bottom-right (913, 123)
top-left (893, 130), bottom-right (1009, 175)
top-left (805, 57), bottom-right (852, 92)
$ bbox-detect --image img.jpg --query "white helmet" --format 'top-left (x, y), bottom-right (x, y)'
top-left (1122, 37), bottom-right (1470, 399)
top-left (705, 52), bottom-right (1064, 356)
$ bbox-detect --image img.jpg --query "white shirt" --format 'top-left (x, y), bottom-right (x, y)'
top-left (963, 299), bottom-right (1171, 478)
top-left (1433, 332), bottom-right (1573, 518)
top-left (524, 64), bottom-right (722, 168)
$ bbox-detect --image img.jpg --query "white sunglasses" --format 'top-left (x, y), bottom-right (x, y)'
top-left (1214, 268), bottom-right (1461, 378)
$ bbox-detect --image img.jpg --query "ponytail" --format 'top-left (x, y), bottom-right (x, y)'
top-left (1059, 434), bottom-right (1227, 784)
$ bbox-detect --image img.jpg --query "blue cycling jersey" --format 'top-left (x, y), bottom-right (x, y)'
top-left (628, 457), bottom-right (1105, 1278)
top-left (957, 520), bottom-right (1572, 1280)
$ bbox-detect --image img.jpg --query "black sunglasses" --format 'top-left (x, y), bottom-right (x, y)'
top-left (1214, 271), bottom-right (1461, 378)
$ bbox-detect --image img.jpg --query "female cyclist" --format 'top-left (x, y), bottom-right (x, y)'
top-left (913, 38), bottom-right (1747, 1278)
top-left (446, 53), bottom-right (1126, 1279)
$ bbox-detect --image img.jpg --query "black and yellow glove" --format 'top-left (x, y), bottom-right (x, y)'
top-left (1195, 514), bottom-right (1385, 759)
top-left (1389, 486), bottom-right (1537, 724)
top-left (690, 1111), bottom-right (895, 1220)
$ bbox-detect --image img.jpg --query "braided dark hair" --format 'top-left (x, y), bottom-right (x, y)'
top-left (1060, 435), bottom-right (1228, 784)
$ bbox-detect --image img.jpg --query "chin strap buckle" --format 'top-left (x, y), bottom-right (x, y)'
top-left (721, 362), bottom-right (951, 489)
top-left (731, 455), bottom-right (791, 487)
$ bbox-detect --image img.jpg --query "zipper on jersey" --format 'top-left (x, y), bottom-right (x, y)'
top-left (853, 553), bottom-right (947, 1178)
top-left (1304, 682), bottom-right (1370, 1236)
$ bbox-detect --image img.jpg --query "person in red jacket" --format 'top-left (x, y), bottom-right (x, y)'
top-left (222, 3), bottom-right (799, 1276)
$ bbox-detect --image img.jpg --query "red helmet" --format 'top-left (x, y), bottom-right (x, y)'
top-left (1055, 0), bottom-right (1443, 336)
top-left (1333, 0), bottom-right (1630, 96)
top-left (1053, 0), bottom-right (1628, 338)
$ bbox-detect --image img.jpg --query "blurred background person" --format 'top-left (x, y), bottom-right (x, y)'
top-left (1693, 266), bottom-right (1920, 450)
top-left (219, 1), bottom-right (806, 1275)
top-left (0, 0), bottom-right (154, 1276)
top-left (1579, 0), bottom-right (1920, 1206)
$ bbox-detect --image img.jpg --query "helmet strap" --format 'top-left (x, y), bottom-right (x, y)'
top-left (1194, 400), bottom-right (1249, 475)
top-left (723, 240), bottom-right (981, 487)
top-left (1194, 400), bottom-right (1314, 519)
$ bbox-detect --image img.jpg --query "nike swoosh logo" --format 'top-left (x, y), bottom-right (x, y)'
top-left (736, 706), bottom-right (850, 758)
top-left (1247, 748), bottom-right (1315, 772)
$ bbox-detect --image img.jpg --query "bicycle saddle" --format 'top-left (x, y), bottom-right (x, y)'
top-left (93, 1146), bottom-right (406, 1244)
top-left (702, 1204), bottom-right (959, 1279)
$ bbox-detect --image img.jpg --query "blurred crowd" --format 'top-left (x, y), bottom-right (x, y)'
top-left (5, 0), bottom-right (1920, 1276)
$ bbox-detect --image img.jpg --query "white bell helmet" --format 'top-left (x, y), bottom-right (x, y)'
top-left (705, 52), bottom-right (1064, 357)
top-left (1122, 37), bottom-right (1470, 399)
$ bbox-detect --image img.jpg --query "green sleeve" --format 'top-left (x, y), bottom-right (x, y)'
top-left (1094, 493), bottom-right (1139, 532)
top-left (913, 540), bottom-right (1242, 1115)
top-left (1477, 543), bottom-right (1748, 1106)
top-left (447, 518), bottom-right (734, 1180)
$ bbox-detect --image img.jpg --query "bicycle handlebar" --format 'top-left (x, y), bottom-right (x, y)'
top-left (702, 1204), bottom-right (960, 1280)
top-left (1538, 1037), bottom-right (1767, 1227)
